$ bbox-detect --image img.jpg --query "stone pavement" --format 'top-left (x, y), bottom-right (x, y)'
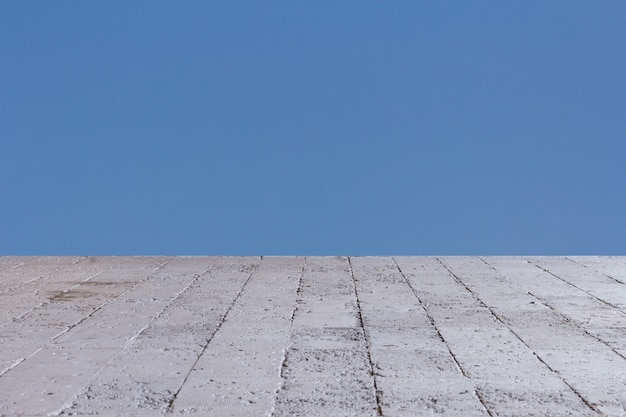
top-left (1, 256), bottom-right (625, 417)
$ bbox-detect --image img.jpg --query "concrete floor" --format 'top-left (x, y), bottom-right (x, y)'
top-left (1, 257), bottom-right (625, 417)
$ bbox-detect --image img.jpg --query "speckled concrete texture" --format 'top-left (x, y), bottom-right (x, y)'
top-left (1, 256), bottom-right (625, 416)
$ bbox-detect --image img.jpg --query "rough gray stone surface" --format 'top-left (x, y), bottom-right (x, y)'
top-left (1, 256), bottom-right (625, 416)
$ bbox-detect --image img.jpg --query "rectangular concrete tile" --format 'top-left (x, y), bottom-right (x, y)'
top-left (294, 295), bottom-right (360, 327)
top-left (305, 256), bottom-right (350, 272)
top-left (424, 306), bottom-right (500, 328)
top-left (370, 348), bottom-right (461, 378)
top-left (293, 310), bottom-right (360, 328)
top-left (0, 347), bottom-right (118, 416)
top-left (190, 343), bottom-right (286, 378)
top-left (366, 326), bottom-right (449, 351)
top-left (272, 376), bottom-right (379, 417)
top-left (281, 347), bottom-right (370, 379)
top-left (99, 347), bottom-right (198, 381)
top-left (288, 327), bottom-right (364, 350)
top-left (438, 327), bottom-right (551, 380)
top-left (129, 318), bottom-right (223, 351)
top-left (536, 348), bottom-right (626, 381)
top-left (361, 310), bottom-right (433, 329)
top-left (299, 281), bottom-right (355, 297)
top-left (300, 257), bottom-right (353, 297)
top-left (506, 321), bottom-right (593, 350)
top-left (377, 377), bottom-right (489, 417)
top-left (171, 377), bottom-right (281, 416)
top-left (222, 307), bottom-right (294, 329)
top-left (475, 380), bottom-right (598, 417)
top-left (208, 325), bottom-right (292, 345)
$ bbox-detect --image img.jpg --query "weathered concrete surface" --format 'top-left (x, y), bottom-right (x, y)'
top-left (1, 256), bottom-right (625, 417)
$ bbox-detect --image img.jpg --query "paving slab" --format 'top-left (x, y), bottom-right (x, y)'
top-left (1, 256), bottom-right (625, 416)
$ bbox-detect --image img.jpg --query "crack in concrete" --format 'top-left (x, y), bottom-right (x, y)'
top-left (439, 257), bottom-right (601, 417)
top-left (348, 257), bottom-right (385, 417)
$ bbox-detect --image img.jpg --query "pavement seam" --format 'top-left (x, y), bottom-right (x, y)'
top-left (525, 290), bottom-right (626, 362)
top-left (51, 259), bottom-right (172, 342)
top-left (2, 269), bottom-right (107, 328)
top-left (4, 257), bottom-right (624, 416)
top-left (0, 358), bottom-right (25, 378)
top-left (164, 267), bottom-right (258, 414)
top-left (566, 257), bottom-right (626, 285)
top-left (0, 261), bottom-right (25, 272)
top-left (0, 258), bottom-right (83, 294)
top-left (0, 264), bottom-right (106, 378)
top-left (392, 257), bottom-right (495, 417)
top-left (440, 257), bottom-right (601, 416)
top-left (528, 259), bottom-right (626, 315)
top-left (480, 257), bottom-right (626, 362)
top-left (392, 258), bottom-right (468, 376)
top-left (51, 259), bottom-right (202, 416)
top-left (348, 257), bottom-right (385, 417)
top-left (269, 257), bottom-right (307, 417)
top-left (0, 274), bottom-right (46, 296)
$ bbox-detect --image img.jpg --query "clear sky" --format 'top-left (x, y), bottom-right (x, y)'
top-left (1, 2), bottom-right (625, 255)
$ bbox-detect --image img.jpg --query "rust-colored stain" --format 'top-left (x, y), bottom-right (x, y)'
top-left (48, 290), bottom-right (99, 302)
top-left (48, 281), bottom-right (133, 301)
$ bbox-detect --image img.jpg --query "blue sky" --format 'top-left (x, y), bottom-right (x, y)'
top-left (1, 2), bottom-right (625, 255)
